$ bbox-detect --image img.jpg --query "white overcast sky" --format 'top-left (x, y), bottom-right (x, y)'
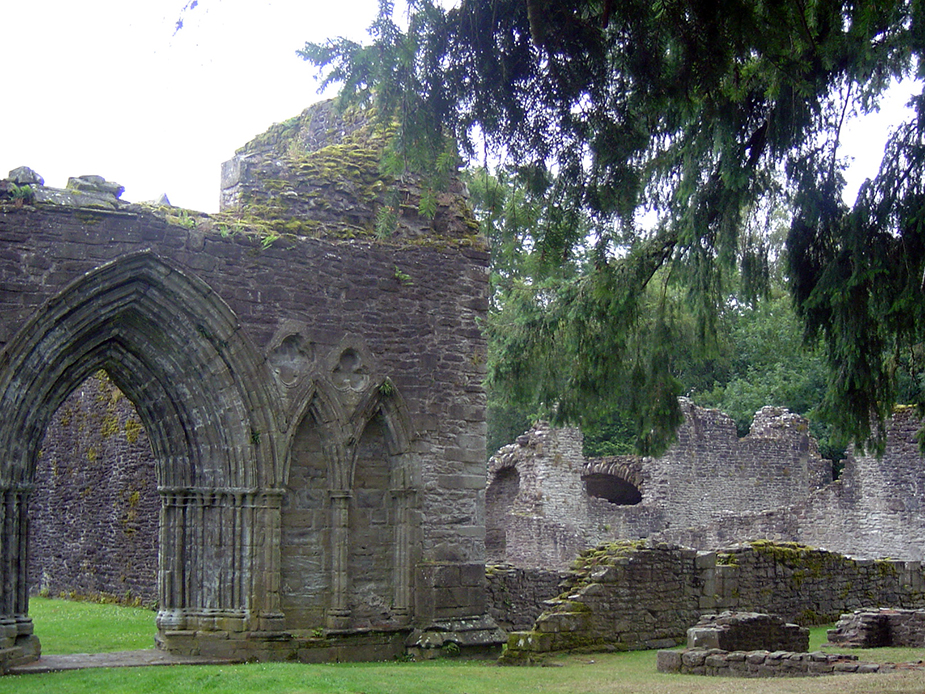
top-left (0, 0), bottom-right (919, 213)
top-left (0, 0), bottom-right (380, 212)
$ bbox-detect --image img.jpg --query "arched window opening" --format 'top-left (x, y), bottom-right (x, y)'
top-left (583, 472), bottom-right (642, 505)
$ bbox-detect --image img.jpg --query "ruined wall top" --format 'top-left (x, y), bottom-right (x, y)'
top-left (220, 100), bottom-right (481, 243)
top-left (487, 401), bottom-right (836, 569)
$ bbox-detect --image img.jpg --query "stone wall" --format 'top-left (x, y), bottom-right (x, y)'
top-left (656, 648), bottom-right (895, 677)
top-left (828, 608), bottom-right (925, 648)
top-left (487, 403), bottom-right (833, 570)
top-left (488, 402), bottom-right (925, 570)
top-left (657, 407), bottom-right (925, 561)
top-left (500, 541), bottom-right (925, 660)
top-left (0, 99), bottom-right (501, 662)
top-left (686, 612), bottom-right (808, 652)
top-left (28, 372), bottom-right (158, 605)
top-left (484, 564), bottom-right (563, 632)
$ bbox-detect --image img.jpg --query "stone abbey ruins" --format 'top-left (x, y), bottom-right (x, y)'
top-left (1, 102), bottom-right (500, 665)
top-left (4, 100), bottom-right (925, 670)
top-left (487, 401), bottom-right (925, 571)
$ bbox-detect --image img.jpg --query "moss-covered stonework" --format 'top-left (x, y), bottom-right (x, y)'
top-left (220, 100), bottom-right (481, 245)
top-left (0, 99), bottom-right (498, 666)
top-left (499, 541), bottom-right (925, 662)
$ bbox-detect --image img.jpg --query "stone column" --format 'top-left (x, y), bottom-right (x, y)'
top-left (250, 489), bottom-right (286, 632)
top-left (0, 484), bottom-right (39, 659)
top-left (156, 488), bottom-right (187, 632)
top-left (391, 488), bottom-right (416, 625)
top-left (327, 490), bottom-right (352, 629)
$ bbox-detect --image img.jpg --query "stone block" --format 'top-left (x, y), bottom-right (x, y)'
top-left (656, 650), bottom-right (683, 673)
top-left (681, 649), bottom-right (708, 667)
top-left (507, 631), bottom-right (554, 652)
top-left (687, 627), bottom-right (720, 649)
top-left (696, 552), bottom-right (716, 569)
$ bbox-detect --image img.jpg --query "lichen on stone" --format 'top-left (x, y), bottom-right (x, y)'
top-left (219, 99), bottom-right (483, 247)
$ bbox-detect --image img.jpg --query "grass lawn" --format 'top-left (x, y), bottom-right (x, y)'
top-left (26, 597), bottom-right (156, 654)
top-left (3, 599), bottom-right (924, 694)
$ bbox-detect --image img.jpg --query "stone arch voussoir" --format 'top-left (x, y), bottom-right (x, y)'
top-left (0, 251), bottom-right (286, 646)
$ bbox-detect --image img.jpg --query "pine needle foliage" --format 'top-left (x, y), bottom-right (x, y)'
top-left (303, 0), bottom-right (925, 453)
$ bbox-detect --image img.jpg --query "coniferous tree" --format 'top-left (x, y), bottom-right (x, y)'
top-left (302, 0), bottom-right (925, 453)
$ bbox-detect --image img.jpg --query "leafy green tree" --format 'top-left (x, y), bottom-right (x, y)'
top-left (304, 0), bottom-right (925, 452)
top-left (693, 290), bottom-right (846, 460)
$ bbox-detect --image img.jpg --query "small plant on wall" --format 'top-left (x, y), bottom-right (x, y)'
top-left (8, 183), bottom-right (35, 207)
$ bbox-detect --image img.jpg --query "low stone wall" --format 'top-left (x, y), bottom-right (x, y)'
top-left (828, 608), bottom-right (925, 648)
top-left (500, 541), bottom-right (925, 661)
top-left (485, 564), bottom-right (564, 632)
top-left (687, 612), bottom-right (808, 652)
top-left (656, 648), bottom-right (902, 677)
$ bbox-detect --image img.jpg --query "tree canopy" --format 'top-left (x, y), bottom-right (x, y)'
top-left (302, 0), bottom-right (925, 454)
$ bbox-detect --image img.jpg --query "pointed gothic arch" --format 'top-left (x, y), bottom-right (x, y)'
top-left (278, 378), bottom-right (347, 630)
top-left (279, 373), bottom-right (419, 630)
top-left (343, 380), bottom-right (417, 627)
top-left (0, 252), bottom-right (285, 656)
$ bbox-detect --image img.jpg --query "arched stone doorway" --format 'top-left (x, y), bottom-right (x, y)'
top-left (485, 466), bottom-right (520, 561)
top-left (0, 252), bottom-right (284, 660)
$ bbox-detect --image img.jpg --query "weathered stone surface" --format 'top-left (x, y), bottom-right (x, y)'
top-left (687, 612), bottom-right (808, 652)
top-left (499, 541), bottom-right (925, 659)
top-left (67, 175), bottom-right (124, 198)
top-left (486, 405), bottom-right (833, 571)
top-left (488, 403), bottom-right (925, 572)
top-left (828, 608), bottom-right (925, 648)
top-left (658, 646), bottom-right (917, 677)
top-left (8, 167), bottom-right (43, 186)
top-left (1, 99), bottom-right (498, 665)
top-left (219, 100), bottom-right (479, 242)
top-left (484, 564), bottom-right (562, 631)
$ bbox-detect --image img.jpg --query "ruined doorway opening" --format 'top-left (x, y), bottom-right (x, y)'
top-left (28, 371), bottom-right (159, 612)
top-left (582, 472), bottom-right (642, 505)
top-left (486, 466), bottom-right (520, 560)
top-left (27, 371), bottom-right (160, 653)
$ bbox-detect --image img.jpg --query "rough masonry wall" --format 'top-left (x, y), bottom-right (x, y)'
top-left (2, 205), bottom-right (488, 593)
top-left (489, 400), bottom-right (925, 570)
top-left (27, 372), bottom-right (158, 604)
top-left (487, 402), bottom-right (833, 570)
top-left (485, 564), bottom-right (563, 632)
top-left (654, 406), bottom-right (925, 562)
top-left (827, 608), bottom-right (925, 648)
top-left (501, 541), bottom-right (925, 659)
top-left (1, 129), bottom-right (494, 656)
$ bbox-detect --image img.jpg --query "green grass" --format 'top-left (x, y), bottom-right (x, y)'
top-left (4, 600), bottom-right (924, 694)
top-left (27, 597), bottom-right (155, 654)
top-left (811, 624), bottom-right (925, 667)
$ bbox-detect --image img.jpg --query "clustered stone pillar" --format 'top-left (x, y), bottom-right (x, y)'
top-left (0, 484), bottom-right (38, 657)
top-left (391, 487), bottom-right (416, 625)
top-left (327, 490), bottom-right (352, 629)
top-left (156, 487), bottom-right (285, 635)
